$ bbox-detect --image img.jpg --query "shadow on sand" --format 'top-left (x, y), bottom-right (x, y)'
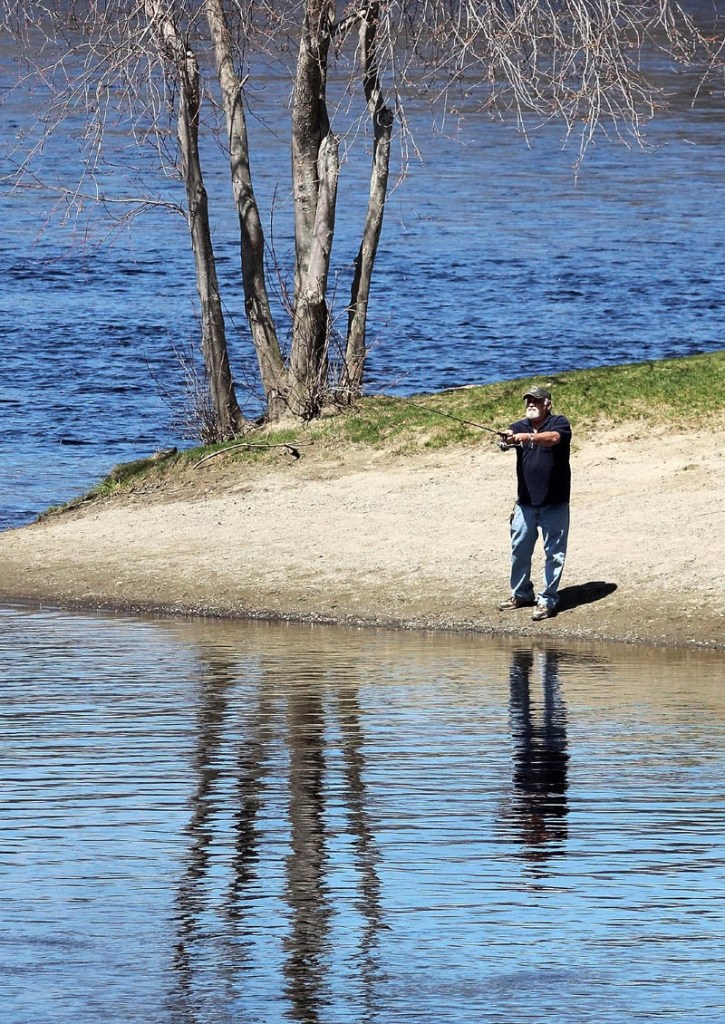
top-left (557, 581), bottom-right (618, 613)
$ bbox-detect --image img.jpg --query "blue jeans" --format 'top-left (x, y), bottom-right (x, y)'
top-left (510, 502), bottom-right (570, 610)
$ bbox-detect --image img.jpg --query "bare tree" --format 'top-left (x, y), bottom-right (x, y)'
top-left (144, 0), bottom-right (246, 438)
top-left (204, 0), bottom-right (289, 422)
top-left (1, 2), bottom-right (710, 433)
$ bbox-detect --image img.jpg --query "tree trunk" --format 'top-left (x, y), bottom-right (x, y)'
top-left (289, 0), bottom-right (337, 418)
top-left (289, 133), bottom-right (339, 417)
top-left (144, 1), bottom-right (244, 440)
top-left (178, 52), bottom-right (245, 439)
top-left (345, 3), bottom-right (394, 401)
top-left (203, 0), bottom-right (289, 422)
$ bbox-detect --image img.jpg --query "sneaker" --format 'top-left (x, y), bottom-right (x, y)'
top-left (532, 603), bottom-right (556, 621)
top-left (497, 596), bottom-right (535, 611)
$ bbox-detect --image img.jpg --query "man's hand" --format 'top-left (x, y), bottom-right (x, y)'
top-left (502, 430), bottom-right (531, 446)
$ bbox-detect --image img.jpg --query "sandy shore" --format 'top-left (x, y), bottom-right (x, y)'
top-left (1, 422), bottom-right (722, 649)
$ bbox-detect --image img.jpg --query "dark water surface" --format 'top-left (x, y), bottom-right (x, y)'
top-left (2, 39), bottom-right (725, 527)
top-left (1, 607), bottom-right (723, 1023)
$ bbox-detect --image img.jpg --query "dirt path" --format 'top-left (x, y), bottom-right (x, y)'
top-left (1, 423), bottom-right (722, 649)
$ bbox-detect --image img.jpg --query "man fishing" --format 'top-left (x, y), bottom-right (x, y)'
top-left (498, 386), bottom-right (572, 621)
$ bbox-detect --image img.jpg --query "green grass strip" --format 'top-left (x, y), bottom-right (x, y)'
top-left (51, 351), bottom-right (723, 512)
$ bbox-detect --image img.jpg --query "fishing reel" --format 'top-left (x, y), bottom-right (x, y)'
top-left (497, 433), bottom-right (532, 452)
top-left (497, 435), bottom-right (518, 452)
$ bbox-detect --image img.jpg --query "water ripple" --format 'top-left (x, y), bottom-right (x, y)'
top-left (0, 609), bottom-right (723, 1022)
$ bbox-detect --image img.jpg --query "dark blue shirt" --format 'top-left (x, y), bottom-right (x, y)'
top-left (509, 413), bottom-right (572, 506)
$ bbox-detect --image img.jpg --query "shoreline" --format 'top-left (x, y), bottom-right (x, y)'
top-left (1, 423), bottom-right (723, 651)
top-left (2, 592), bottom-right (721, 652)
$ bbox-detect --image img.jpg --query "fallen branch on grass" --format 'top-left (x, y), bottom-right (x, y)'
top-left (194, 441), bottom-right (312, 469)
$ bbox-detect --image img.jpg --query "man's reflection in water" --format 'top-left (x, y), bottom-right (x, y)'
top-left (508, 649), bottom-right (569, 862)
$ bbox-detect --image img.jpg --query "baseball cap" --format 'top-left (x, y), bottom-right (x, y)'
top-left (523, 386), bottom-right (552, 402)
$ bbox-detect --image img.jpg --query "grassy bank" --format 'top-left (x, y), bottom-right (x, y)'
top-left (58, 351), bottom-right (724, 509)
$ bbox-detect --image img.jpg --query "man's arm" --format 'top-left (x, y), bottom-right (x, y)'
top-left (503, 429), bottom-right (562, 447)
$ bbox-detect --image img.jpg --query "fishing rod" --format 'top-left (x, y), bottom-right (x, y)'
top-left (406, 400), bottom-right (513, 448)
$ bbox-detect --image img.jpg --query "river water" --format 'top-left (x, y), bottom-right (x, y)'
top-left (2, 21), bottom-right (725, 1023)
top-left (1, 607), bottom-right (724, 1024)
top-left (1, 32), bottom-right (725, 527)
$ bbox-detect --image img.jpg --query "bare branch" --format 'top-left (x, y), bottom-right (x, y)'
top-left (1, 0), bottom-right (710, 427)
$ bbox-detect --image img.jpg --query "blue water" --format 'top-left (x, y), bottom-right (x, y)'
top-left (1, 607), bottom-right (724, 1024)
top-left (1, 37), bottom-right (724, 528)
top-left (2, 30), bottom-right (725, 1023)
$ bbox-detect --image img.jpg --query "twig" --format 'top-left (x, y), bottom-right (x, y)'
top-left (194, 441), bottom-right (313, 468)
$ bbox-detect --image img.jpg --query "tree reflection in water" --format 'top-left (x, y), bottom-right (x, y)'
top-left (171, 657), bottom-right (237, 1020)
top-left (169, 649), bottom-right (383, 1024)
top-left (508, 649), bottom-right (570, 862)
top-left (283, 676), bottom-right (332, 1022)
top-left (337, 686), bottom-right (385, 1020)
